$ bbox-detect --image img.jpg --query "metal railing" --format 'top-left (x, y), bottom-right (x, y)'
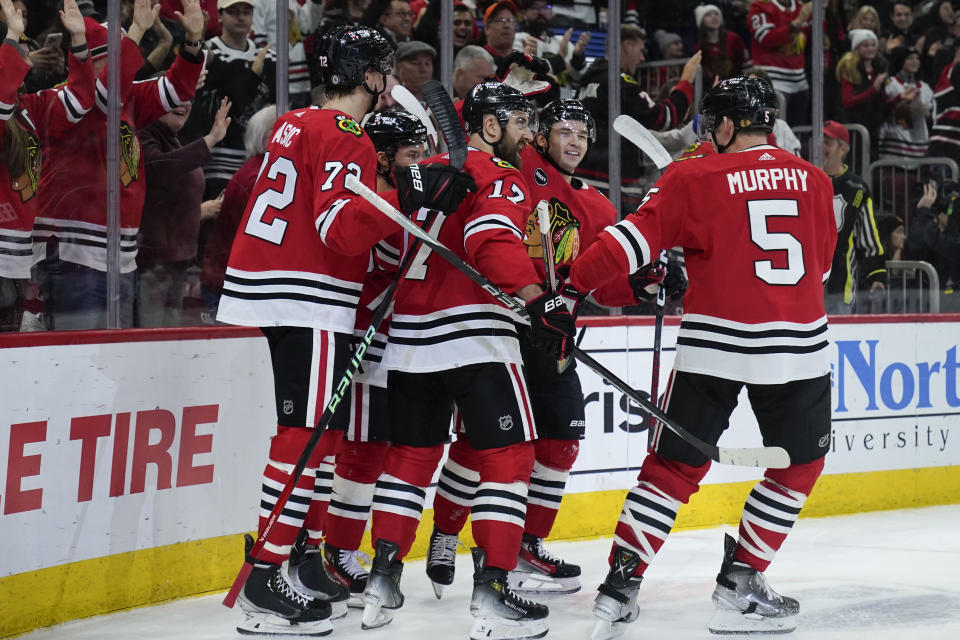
top-left (794, 123), bottom-right (871, 178)
top-left (869, 157), bottom-right (959, 231)
top-left (886, 260), bottom-right (941, 313)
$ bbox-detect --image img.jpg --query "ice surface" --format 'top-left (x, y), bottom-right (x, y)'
top-left (22, 505), bottom-right (960, 639)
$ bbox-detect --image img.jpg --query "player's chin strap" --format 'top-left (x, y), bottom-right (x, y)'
top-left (712, 126), bottom-right (739, 154)
top-left (362, 71), bottom-right (387, 109)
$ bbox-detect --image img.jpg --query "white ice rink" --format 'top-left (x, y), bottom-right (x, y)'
top-left (22, 505), bottom-right (960, 640)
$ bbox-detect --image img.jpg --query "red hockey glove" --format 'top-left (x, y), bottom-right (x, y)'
top-left (525, 290), bottom-right (577, 359)
top-left (395, 162), bottom-right (477, 216)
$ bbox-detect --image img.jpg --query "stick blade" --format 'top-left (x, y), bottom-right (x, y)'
top-left (612, 115), bottom-right (673, 170)
top-left (390, 84), bottom-right (439, 149)
top-left (222, 561), bottom-right (253, 608)
top-left (422, 80), bottom-right (467, 169)
top-left (717, 445), bottom-right (791, 469)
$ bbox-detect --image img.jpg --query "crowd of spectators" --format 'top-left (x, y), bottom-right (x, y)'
top-left (1, 0), bottom-right (959, 333)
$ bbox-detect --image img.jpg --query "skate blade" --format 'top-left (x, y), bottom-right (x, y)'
top-left (469, 616), bottom-right (548, 640)
top-left (430, 580), bottom-right (446, 600)
top-left (237, 611), bottom-right (333, 637)
top-left (330, 600), bottom-right (348, 620)
top-left (360, 601), bottom-right (394, 630)
top-left (590, 619), bottom-right (627, 640)
top-left (347, 592), bottom-right (366, 609)
top-left (708, 608), bottom-right (797, 634)
top-left (509, 571), bottom-right (580, 596)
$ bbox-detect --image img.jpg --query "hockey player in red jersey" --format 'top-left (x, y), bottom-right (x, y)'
top-left (360, 81), bottom-right (575, 640)
top-left (32, 0), bottom-right (206, 330)
top-left (1, 0), bottom-right (94, 329)
top-left (426, 98), bottom-right (644, 598)
top-left (320, 108), bottom-right (428, 606)
top-left (217, 26), bottom-right (475, 637)
top-left (567, 77), bottom-right (837, 639)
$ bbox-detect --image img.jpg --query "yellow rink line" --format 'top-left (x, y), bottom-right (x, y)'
top-left (2, 465), bottom-right (958, 638)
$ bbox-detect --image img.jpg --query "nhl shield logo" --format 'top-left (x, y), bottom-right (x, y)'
top-left (498, 415), bottom-right (513, 431)
top-left (534, 168), bottom-right (549, 186)
top-left (282, 399), bottom-right (294, 415)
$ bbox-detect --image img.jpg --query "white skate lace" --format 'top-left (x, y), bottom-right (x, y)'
top-left (338, 549), bottom-right (370, 579)
top-left (429, 531), bottom-right (459, 566)
top-left (273, 570), bottom-right (312, 608)
top-left (533, 538), bottom-right (564, 566)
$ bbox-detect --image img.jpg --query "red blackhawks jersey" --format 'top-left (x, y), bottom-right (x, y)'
top-left (217, 107), bottom-right (396, 333)
top-left (382, 147), bottom-right (540, 373)
top-left (748, 0), bottom-right (809, 95)
top-left (1, 45), bottom-right (94, 278)
top-left (570, 145), bottom-right (837, 384)
top-left (34, 39), bottom-right (203, 273)
top-left (517, 146), bottom-right (634, 306)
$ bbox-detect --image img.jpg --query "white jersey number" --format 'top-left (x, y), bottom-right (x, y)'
top-left (488, 179), bottom-right (525, 205)
top-left (748, 199), bottom-right (805, 285)
top-left (245, 154), bottom-right (298, 245)
top-left (320, 161), bottom-right (362, 191)
top-left (405, 212), bottom-right (447, 281)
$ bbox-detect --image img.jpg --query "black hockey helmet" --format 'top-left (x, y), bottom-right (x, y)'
top-left (538, 98), bottom-right (596, 142)
top-left (696, 76), bottom-right (776, 148)
top-left (314, 26), bottom-right (394, 88)
top-left (461, 80), bottom-right (536, 136)
top-left (364, 108), bottom-right (428, 153)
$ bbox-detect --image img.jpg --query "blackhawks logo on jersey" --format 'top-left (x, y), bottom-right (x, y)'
top-left (335, 114), bottom-right (363, 136)
top-left (119, 121), bottom-right (140, 187)
top-left (523, 198), bottom-right (581, 265)
top-left (9, 130), bottom-right (41, 202)
top-left (490, 156), bottom-right (516, 170)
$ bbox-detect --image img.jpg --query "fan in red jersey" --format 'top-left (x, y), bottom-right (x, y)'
top-left (216, 26), bottom-right (474, 637)
top-left (0, 0), bottom-right (94, 331)
top-left (426, 99), bottom-right (666, 601)
top-left (320, 108), bottom-right (428, 607)
top-left (32, 0), bottom-right (207, 330)
top-left (360, 81), bottom-right (574, 640)
top-left (568, 77), bottom-right (838, 639)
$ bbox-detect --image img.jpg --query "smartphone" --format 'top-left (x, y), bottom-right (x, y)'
top-left (43, 32), bottom-right (63, 48)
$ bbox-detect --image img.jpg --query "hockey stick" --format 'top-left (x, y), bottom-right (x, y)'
top-left (648, 249), bottom-right (668, 438)
top-left (611, 116), bottom-right (673, 437)
top-left (223, 86), bottom-right (469, 607)
top-left (612, 114), bottom-right (673, 171)
top-left (537, 199), bottom-right (573, 373)
top-left (391, 83), bottom-right (440, 153)
top-left (344, 174), bottom-right (791, 469)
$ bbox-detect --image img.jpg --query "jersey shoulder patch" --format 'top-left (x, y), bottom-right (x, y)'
top-left (490, 156), bottom-right (518, 171)
top-left (334, 113), bottom-right (363, 137)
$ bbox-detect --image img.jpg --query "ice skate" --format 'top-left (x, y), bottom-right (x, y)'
top-left (288, 532), bottom-right (349, 620)
top-left (237, 536), bottom-right (334, 637)
top-left (323, 543), bottom-right (370, 608)
top-left (708, 533), bottom-right (798, 634)
top-left (425, 526), bottom-right (460, 599)
top-left (590, 546), bottom-right (643, 640)
top-left (511, 533), bottom-right (582, 596)
top-left (361, 538), bottom-right (405, 630)
top-left (470, 547), bottom-right (549, 640)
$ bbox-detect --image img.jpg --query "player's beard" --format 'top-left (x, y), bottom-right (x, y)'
top-left (495, 128), bottom-right (527, 168)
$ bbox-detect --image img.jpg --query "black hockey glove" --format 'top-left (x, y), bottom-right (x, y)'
top-left (395, 162), bottom-right (477, 216)
top-left (525, 290), bottom-right (577, 359)
top-left (628, 263), bottom-right (666, 302)
top-left (662, 258), bottom-right (688, 299)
